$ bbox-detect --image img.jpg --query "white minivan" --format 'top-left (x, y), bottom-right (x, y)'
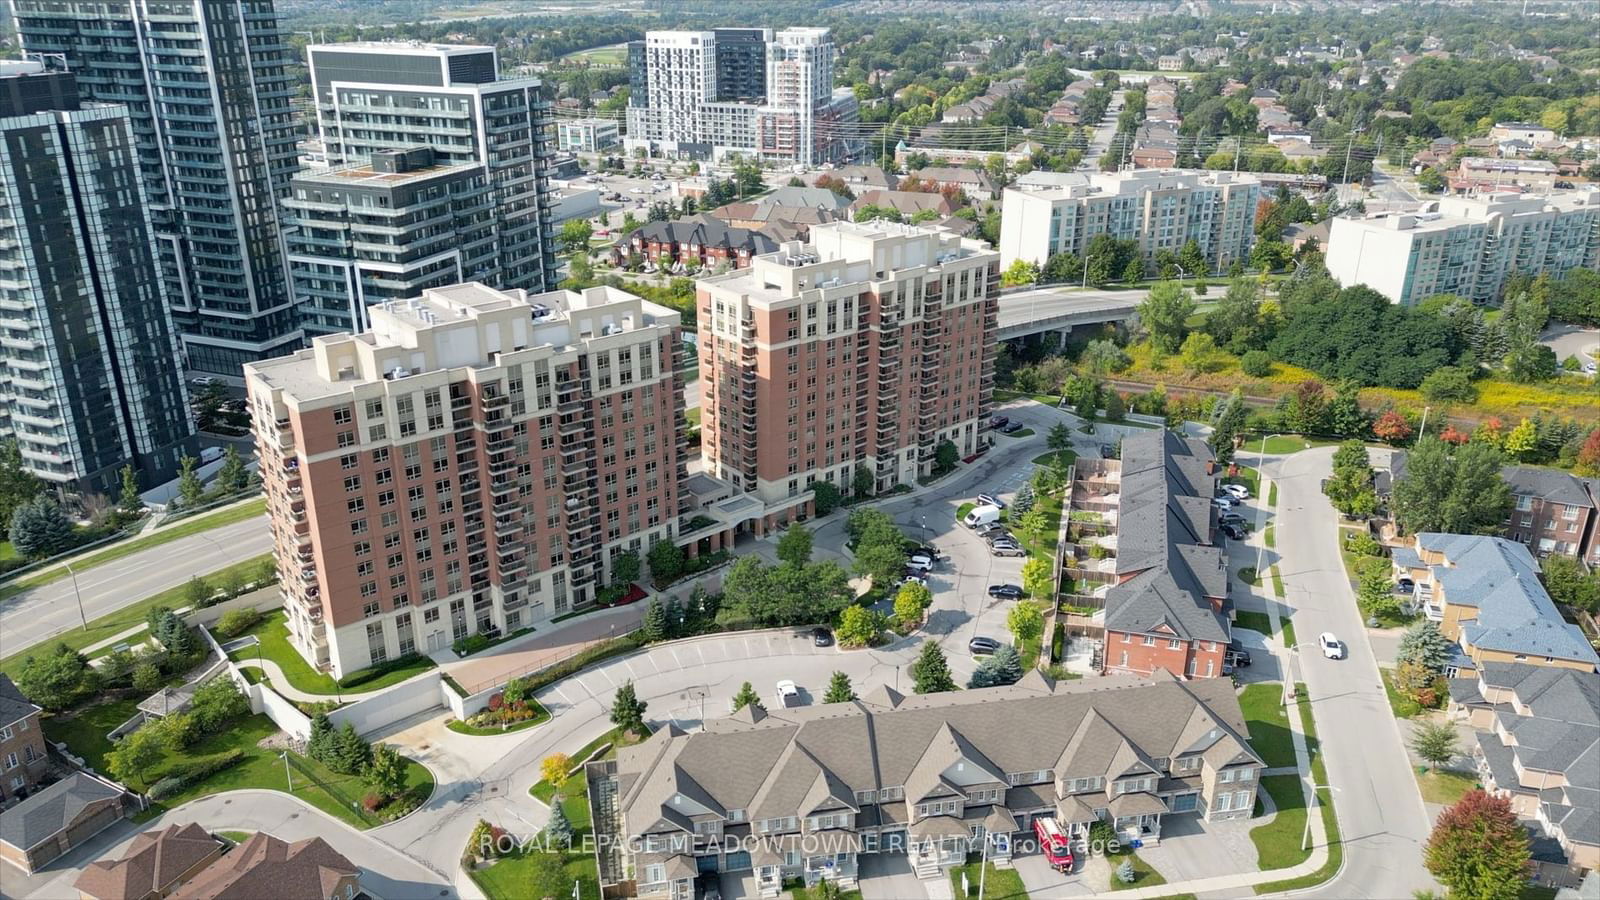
top-left (963, 504), bottom-right (1002, 529)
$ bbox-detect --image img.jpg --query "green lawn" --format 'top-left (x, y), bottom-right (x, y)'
top-left (219, 831), bottom-right (253, 844)
top-left (1016, 493), bottom-right (1063, 564)
top-left (121, 714), bottom-right (432, 830)
top-left (1226, 466), bottom-right (1260, 497)
top-left (1246, 434), bottom-right (1337, 455)
top-left (1234, 610), bottom-right (1274, 635)
top-left (1254, 686), bottom-right (1342, 893)
top-left (1281, 617), bottom-right (1296, 654)
top-left (8, 498), bottom-right (267, 592)
top-left (791, 885), bottom-right (863, 900)
top-left (1416, 768), bottom-right (1479, 805)
top-left (0, 553), bottom-right (275, 681)
top-left (957, 502), bottom-right (976, 521)
top-left (1238, 682), bottom-right (1297, 769)
top-left (447, 700), bottom-right (551, 736)
top-left (993, 388), bottom-right (1061, 406)
top-left (685, 406), bottom-right (701, 427)
top-left (1032, 450), bottom-right (1078, 469)
top-left (1264, 524), bottom-right (1275, 549)
top-left (42, 696), bottom-right (142, 772)
top-left (950, 854), bottom-right (1029, 899)
top-left (1107, 851), bottom-right (1166, 890)
top-left (1250, 775), bottom-right (1312, 870)
top-left (0, 541), bottom-right (15, 561)
top-left (225, 609), bottom-right (434, 695)
top-left (1000, 428), bottom-right (1035, 438)
top-left (475, 774), bottom-right (600, 900)
top-left (1268, 483), bottom-right (1277, 507)
top-left (1270, 566), bottom-right (1285, 600)
top-left (1380, 667), bottom-right (1424, 718)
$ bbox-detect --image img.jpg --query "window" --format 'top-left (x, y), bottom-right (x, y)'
top-left (1143, 635), bottom-right (1156, 646)
top-left (1214, 791), bottom-right (1232, 812)
top-left (0, 726), bottom-right (10, 740)
top-left (1219, 768), bottom-right (1234, 783)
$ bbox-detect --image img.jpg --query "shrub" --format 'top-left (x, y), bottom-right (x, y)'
top-left (362, 792), bottom-right (384, 812)
top-left (146, 749), bottom-right (245, 799)
top-left (339, 653), bottom-right (430, 689)
top-left (451, 634), bottom-right (491, 656)
top-left (214, 608), bottom-right (262, 639)
top-left (1240, 350), bottom-right (1273, 377)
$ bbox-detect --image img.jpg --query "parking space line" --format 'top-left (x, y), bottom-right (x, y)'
top-left (624, 659), bottom-right (640, 680)
top-left (552, 685), bottom-right (575, 705)
top-left (596, 666), bottom-right (616, 687)
top-left (670, 647), bottom-right (684, 670)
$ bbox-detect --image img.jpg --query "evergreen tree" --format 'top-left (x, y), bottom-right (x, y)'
top-left (1116, 859), bottom-right (1136, 884)
top-left (968, 645), bottom-right (1024, 688)
top-left (118, 465), bottom-right (143, 518)
top-left (307, 713), bottom-right (336, 763)
top-left (662, 597), bottom-right (684, 638)
top-left (176, 456), bottom-right (204, 508)
top-left (641, 598), bottom-right (667, 642)
top-left (544, 801), bottom-right (574, 849)
top-left (910, 641), bottom-right (957, 694)
top-left (9, 496), bottom-right (74, 559)
top-left (1209, 389), bottom-right (1248, 465)
top-left (215, 446), bottom-right (249, 494)
top-left (731, 681), bottom-right (764, 712)
top-left (330, 722), bottom-right (372, 775)
top-left (1011, 483), bottom-right (1035, 515)
top-left (365, 743), bottom-right (408, 800)
top-left (823, 671), bottom-right (856, 704)
top-left (1396, 620), bottom-right (1453, 675)
top-left (610, 680), bottom-right (647, 735)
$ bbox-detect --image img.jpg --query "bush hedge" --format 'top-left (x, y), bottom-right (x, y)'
top-left (146, 749), bottom-right (245, 800)
top-left (338, 652), bottom-right (430, 689)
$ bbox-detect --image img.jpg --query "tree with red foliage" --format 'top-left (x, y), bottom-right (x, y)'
top-left (1439, 425), bottom-right (1471, 445)
top-left (1373, 410), bottom-right (1414, 445)
top-left (813, 174), bottom-right (855, 200)
top-left (1424, 789), bottom-right (1530, 900)
top-left (1576, 428), bottom-right (1600, 476)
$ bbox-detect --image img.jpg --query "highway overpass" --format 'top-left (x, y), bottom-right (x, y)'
top-left (995, 287), bottom-right (1145, 341)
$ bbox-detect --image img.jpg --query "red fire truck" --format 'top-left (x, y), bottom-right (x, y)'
top-left (1033, 816), bottom-right (1075, 873)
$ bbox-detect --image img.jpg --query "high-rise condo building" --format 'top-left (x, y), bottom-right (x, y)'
top-left (245, 283), bottom-right (687, 678)
top-left (14, 0), bottom-right (303, 377)
top-left (0, 62), bottom-right (195, 492)
top-left (1325, 191), bottom-right (1600, 305)
top-left (304, 41), bottom-right (560, 309)
top-left (284, 147), bottom-right (498, 337)
top-left (696, 221), bottom-right (997, 517)
top-left (625, 27), bottom-right (858, 165)
top-left (999, 170), bottom-right (1261, 275)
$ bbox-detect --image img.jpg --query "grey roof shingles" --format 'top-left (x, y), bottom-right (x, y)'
top-left (0, 673), bottom-right (40, 730)
top-left (1500, 466), bottom-right (1597, 508)
top-left (0, 773), bottom-right (124, 852)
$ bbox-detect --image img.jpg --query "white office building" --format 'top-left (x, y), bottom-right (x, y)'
top-left (999, 169), bottom-right (1261, 275)
top-left (1325, 192), bottom-right (1600, 305)
top-left (557, 118), bottom-right (621, 153)
top-left (624, 27), bottom-right (858, 164)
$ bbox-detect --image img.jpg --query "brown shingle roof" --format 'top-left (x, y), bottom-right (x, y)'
top-left (75, 823), bottom-right (220, 900)
top-left (170, 832), bottom-right (357, 900)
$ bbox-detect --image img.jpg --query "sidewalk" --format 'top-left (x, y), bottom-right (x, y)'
top-left (439, 601), bottom-right (647, 694)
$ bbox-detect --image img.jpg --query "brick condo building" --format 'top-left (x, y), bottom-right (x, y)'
top-left (246, 283), bottom-right (688, 678)
top-left (695, 221), bottom-right (997, 518)
top-left (1064, 430), bottom-right (1233, 679)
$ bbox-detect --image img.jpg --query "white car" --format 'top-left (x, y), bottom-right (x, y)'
top-left (774, 680), bottom-right (801, 708)
top-left (1223, 483), bottom-right (1251, 501)
top-left (908, 552), bottom-right (935, 570)
top-left (1318, 632), bottom-right (1345, 660)
top-left (1211, 496), bottom-right (1235, 510)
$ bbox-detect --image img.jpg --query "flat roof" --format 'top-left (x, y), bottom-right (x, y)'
top-left (294, 161), bottom-right (477, 187)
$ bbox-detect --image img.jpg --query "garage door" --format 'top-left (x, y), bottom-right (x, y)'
top-left (723, 850), bottom-right (752, 871)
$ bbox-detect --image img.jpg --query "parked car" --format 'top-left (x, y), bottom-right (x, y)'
top-left (899, 574), bottom-right (928, 588)
top-left (199, 446), bottom-right (224, 463)
top-left (1223, 483), bottom-right (1251, 500)
top-left (1220, 523), bottom-right (1246, 541)
top-left (968, 636), bottom-right (1001, 656)
top-left (1001, 421), bottom-right (1024, 434)
top-left (991, 543), bottom-right (1026, 558)
top-left (1395, 577), bottom-right (1415, 595)
top-left (1227, 639), bottom-right (1252, 667)
top-left (1318, 632), bottom-right (1345, 660)
top-left (1211, 496), bottom-right (1235, 510)
top-left (983, 530), bottom-right (1016, 546)
top-left (989, 415), bottom-right (1009, 428)
top-left (963, 504), bottom-right (1003, 528)
top-left (976, 493), bottom-right (1007, 509)
top-left (1219, 513), bottom-right (1248, 528)
top-left (811, 627), bottom-right (833, 647)
top-left (774, 680), bottom-right (801, 708)
top-left (908, 552), bottom-right (936, 570)
top-left (987, 584), bottom-right (1023, 599)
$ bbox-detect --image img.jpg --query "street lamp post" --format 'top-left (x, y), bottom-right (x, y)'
top-left (63, 561), bottom-right (88, 631)
top-left (280, 750), bottom-right (294, 792)
top-left (1250, 433), bottom-right (1295, 706)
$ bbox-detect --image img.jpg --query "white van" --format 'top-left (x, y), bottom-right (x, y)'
top-left (962, 504), bottom-right (1002, 529)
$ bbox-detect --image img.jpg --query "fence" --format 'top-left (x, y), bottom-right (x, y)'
top-left (449, 626), bottom-right (645, 720)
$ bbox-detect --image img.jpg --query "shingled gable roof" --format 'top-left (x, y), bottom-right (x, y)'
top-left (614, 674), bottom-right (1262, 837)
top-left (169, 832), bottom-right (355, 900)
top-left (1103, 430), bottom-right (1230, 643)
top-left (903, 723), bottom-right (1009, 804)
top-left (74, 823), bottom-right (219, 900)
top-left (623, 215), bottom-right (779, 256)
top-left (1500, 466), bottom-right (1596, 508)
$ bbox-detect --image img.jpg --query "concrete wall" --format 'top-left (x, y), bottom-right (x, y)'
top-left (186, 587), bottom-right (282, 628)
top-left (328, 672), bottom-right (447, 737)
top-left (198, 614), bottom-right (311, 741)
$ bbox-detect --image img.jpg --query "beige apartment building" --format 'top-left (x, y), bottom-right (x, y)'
top-left (246, 283), bottom-right (688, 678)
top-left (696, 222), bottom-right (997, 514)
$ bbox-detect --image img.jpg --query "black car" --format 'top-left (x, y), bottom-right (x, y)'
top-left (1001, 420), bottom-right (1024, 434)
top-left (987, 584), bottom-right (1023, 599)
top-left (1395, 577), bottom-right (1416, 595)
top-left (1219, 513), bottom-right (1248, 527)
top-left (1227, 638), bottom-right (1252, 667)
top-left (984, 530), bottom-right (1016, 546)
top-left (968, 636), bottom-right (1001, 655)
top-left (1220, 523), bottom-right (1246, 541)
top-left (811, 627), bottom-right (834, 647)
top-left (990, 415), bottom-right (1009, 429)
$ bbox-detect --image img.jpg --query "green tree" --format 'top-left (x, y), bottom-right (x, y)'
top-left (526, 852), bottom-right (573, 900)
top-left (118, 465), bottom-right (143, 518)
top-left (9, 496), bottom-right (74, 559)
top-left (1138, 281), bottom-right (1196, 354)
top-left (1424, 790), bottom-right (1531, 900)
top-left (1080, 339), bottom-right (1130, 375)
top-left (1116, 859), bottom-right (1137, 884)
top-left (215, 446), bottom-right (249, 494)
top-left (559, 219), bottom-right (595, 254)
top-left (1047, 422), bottom-right (1072, 452)
top-left (641, 598), bottom-right (667, 642)
top-left (910, 640), bottom-right (957, 694)
top-left (968, 644), bottom-right (1023, 688)
top-left (366, 743), bottom-right (409, 800)
top-left (184, 576), bottom-right (211, 610)
top-left (14, 644), bottom-right (97, 710)
top-left (852, 465), bottom-right (875, 498)
top-left (1240, 350), bottom-right (1272, 377)
top-left (610, 550), bottom-right (641, 586)
top-left (776, 524), bottom-right (813, 568)
top-left (1396, 620), bottom-right (1453, 676)
top-left (1541, 554), bottom-right (1600, 614)
top-left (1419, 367), bottom-right (1477, 404)
top-left (176, 456), bottom-right (204, 508)
top-left (893, 585), bottom-right (926, 626)
top-left (823, 671), bottom-right (856, 704)
top-left (1001, 259), bottom-right (1040, 287)
top-left (1356, 556), bottom-right (1401, 619)
top-left (544, 800), bottom-right (574, 850)
top-left (647, 540), bottom-right (685, 584)
top-left (0, 439), bottom-right (43, 539)
top-left (1411, 720), bottom-right (1460, 770)
top-left (1180, 332), bottom-right (1222, 374)
top-left (132, 661), bottom-right (163, 693)
top-left (1103, 390), bottom-right (1126, 422)
top-left (1178, 239), bottom-right (1208, 278)
top-left (812, 480), bottom-right (842, 515)
top-left (1209, 389), bottom-right (1248, 465)
top-left (307, 713), bottom-right (336, 764)
top-left (1323, 440), bottom-right (1377, 517)
top-left (107, 725), bottom-right (165, 783)
top-left (189, 677), bottom-right (248, 730)
top-left (609, 680), bottom-right (647, 736)
top-left (935, 440), bottom-right (960, 472)
top-left (1502, 419), bottom-right (1537, 460)
top-left (329, 722), bottom-right (372, 775)
top-left (835, 605), bottom-right (881, 648)
top-left (731, 681), bottom-right (764, 712)
top-left (1391, 438), bottom-right (1512, 535)
top-left (1008, 598), bottom-right (1045, 646)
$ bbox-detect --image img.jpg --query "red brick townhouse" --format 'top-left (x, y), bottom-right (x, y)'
top-left (1067, 430), bottom-right (1232, 679)
top-left (609, 215), bottom-right (778, 272)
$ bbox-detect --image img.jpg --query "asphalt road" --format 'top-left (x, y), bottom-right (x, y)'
top-left (1261, 445), bottom-right (1438, 899)
top-left (997, 287), bottom-right (1149, 336)
top-left (1, 514), bottom-right (273, 656)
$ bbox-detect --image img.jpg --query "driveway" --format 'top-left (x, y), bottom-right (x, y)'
top-left (1540, 323), bottom-right (1599, 369)
top-left (858, 852), bottom-right (927, 900)
top-left (1014, 850), bottom-right (1095, 897)
top-left (1134, 813), bottom-right (1260, 882)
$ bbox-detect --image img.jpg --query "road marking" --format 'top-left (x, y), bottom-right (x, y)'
top-left (624, 659), bottom-right (640, 680)
top-left (670, 647), bottom-right (684, 670)
top-left (696, 644), bottom-right (707, 666)
top-left (596, 666), bottom-right (616, 687)
top-left (552, 685), bottom-right (574, 705)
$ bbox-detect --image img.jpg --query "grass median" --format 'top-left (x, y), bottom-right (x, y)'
top-left (0, 553), bottom-right (275, 681)
top-left (4, 498), bottom-right (267, 594)
top-left (225, 609), bottom-right (435, 696)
